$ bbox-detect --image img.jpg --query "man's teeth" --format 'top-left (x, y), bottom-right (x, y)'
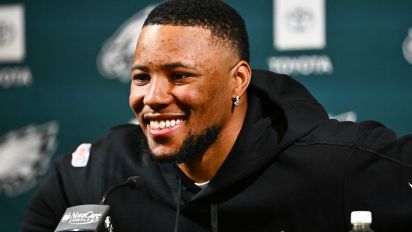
top-left (150, 119), bottom-right (184, 129)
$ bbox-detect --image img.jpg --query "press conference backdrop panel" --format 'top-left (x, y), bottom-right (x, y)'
top-left (0, 0), bottom-right (411, 230)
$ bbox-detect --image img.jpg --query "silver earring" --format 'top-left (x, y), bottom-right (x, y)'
top-left (233, 96), bottom-right (240, 107)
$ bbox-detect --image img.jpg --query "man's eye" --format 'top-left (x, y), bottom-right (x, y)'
top-left (132, 74), bottom-right (150, 85)
top-left (172, 73), bottom-right (189, 80)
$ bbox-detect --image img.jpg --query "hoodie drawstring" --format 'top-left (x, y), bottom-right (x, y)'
top-left (174, 177), bottom-right (182, 232)
top-left (211, 203), bottom-right (218, 232)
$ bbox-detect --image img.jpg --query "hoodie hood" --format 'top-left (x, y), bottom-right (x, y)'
top-left (192, 69), bottom-right (328, 200)
top-left (248, 69), bottom-right (328, 145)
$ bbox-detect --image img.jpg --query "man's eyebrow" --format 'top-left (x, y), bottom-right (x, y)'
top-left (131, 62), bottom-right (196, 72)
top-left (164, 62), bottom-right (196, 70)
top-left (131, 65), bottom-right (149, 72)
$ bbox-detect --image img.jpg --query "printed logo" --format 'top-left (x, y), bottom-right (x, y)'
top-left (0, 5), bottom-right (33, 88)
top-left (270, 0), bottom-right (331, 76)
top-left (0, 20), bottom-right (15, 47)
top-left (328, 111), bottom-right (357, 122)
top-left (71, 143), bottom-right (92, 167)
top-left (97, 5), bottom-right (156, 83)
top-left (61, 211), bottom-right (102, 225)
top-left (105, 216), bottom-right (114, 232)
top-left (402, 28), bottom-right (412, 65)
top-left (0, 4), bottom-right (25, 62)
top-left (0, 121), bottom-right (59, 196)
top-left (61, 212), bottom-right (72, 222)
top-left (267, 55), bottom-right (333, 76)
top-left (0, 66), bottom-right (33, 88)
top-left (274, 0), bottom-right (325, 51)
top-left (285, 7), bottom-right (315, 33)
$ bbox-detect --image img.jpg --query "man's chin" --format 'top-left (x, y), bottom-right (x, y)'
top-left (142, 126), bottom-right (221, 164)
top-left (152, 153), bottom-right (184, 163)
top-left (148, 144), bottom-right (182, 162)
top-left (148, 147), bottom-right (175, 158)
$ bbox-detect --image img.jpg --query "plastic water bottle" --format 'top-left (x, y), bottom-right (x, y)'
top-left (349, 211), bottom-right (374, 232)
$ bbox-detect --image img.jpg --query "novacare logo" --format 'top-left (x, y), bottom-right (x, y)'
top-left (61, 211), bottom-right (102, 225)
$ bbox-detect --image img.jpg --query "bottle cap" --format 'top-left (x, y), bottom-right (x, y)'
top-left (351, 211), bottom-right (372, 224)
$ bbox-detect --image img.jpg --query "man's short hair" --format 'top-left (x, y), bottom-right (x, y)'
top-left (143, 0), bottom-right (250, 62)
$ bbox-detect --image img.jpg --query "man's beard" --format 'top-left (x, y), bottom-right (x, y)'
top-left (142, 126), bottom-right (221, 164)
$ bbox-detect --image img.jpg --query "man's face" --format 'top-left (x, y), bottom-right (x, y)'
top-left (129, 25), bottom-right (238, 161)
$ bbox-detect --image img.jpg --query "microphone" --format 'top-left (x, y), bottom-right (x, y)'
top-left (100, 176), bottom-right (144, 205)
top-left (54, 176), bottom-right (143, 232)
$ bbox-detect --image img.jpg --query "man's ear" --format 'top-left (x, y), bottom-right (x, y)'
top-left (232, 60), bottom-right (252, 97)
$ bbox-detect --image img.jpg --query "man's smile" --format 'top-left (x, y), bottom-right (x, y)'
top-left (144, 115), bottom-right (187, 137)
top-left (148, 121), bottom-right (185, 137)
top-left (149, 118), bottom-right (185, 129)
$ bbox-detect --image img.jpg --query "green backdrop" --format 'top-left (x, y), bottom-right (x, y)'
top-left (0, 0), bottom-right (411, 231)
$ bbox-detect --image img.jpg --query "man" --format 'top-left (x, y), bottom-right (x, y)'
top-left (22, 0), bottom-right (412, 231)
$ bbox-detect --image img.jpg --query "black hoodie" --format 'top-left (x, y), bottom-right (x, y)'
top-left (22, 70), bottom-right (412, 232)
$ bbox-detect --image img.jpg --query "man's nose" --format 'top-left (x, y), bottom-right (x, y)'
top-left (143, 76), bottom-right (173, 108)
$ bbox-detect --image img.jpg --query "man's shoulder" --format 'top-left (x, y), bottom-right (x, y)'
top-left (301, 119), bottom-right (396, 146)
top-left (299, 119), bottom-right (412, 166)
top-left (41, 124), bottom-right (148, 202)
top-left (104, 123), bottom-right (143, 141)
top-left (53, 124), bottom-right (146, 179)
top-left (80, 123), bottom-right (145, 165)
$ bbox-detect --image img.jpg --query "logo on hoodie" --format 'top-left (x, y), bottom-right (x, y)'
top-left (96, 4), bottom-right (156, 83)
top-left (0, 121), bottom-right (58, 196)
top-left (71, 143), bottom-right (92, 167)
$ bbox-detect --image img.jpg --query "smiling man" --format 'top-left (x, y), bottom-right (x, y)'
top-left (22, 1), bottom-right (412, 232)
top-left (130, 23), bottom-right (250, 182)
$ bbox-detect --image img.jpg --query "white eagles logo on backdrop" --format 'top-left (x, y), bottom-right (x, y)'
top-left (403, 27), bottom-right (412, 65)
top-left (97, 4), bottom-right (156, 83)
top-left (0, 121), bottom-right (58, 196)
